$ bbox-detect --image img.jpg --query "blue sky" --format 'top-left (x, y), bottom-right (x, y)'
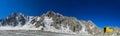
top-left (0, 0), bottom-right (120, 28)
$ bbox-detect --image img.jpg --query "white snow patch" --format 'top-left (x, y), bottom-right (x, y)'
top-left (79, 21), bottom-right (86, 32)
top-left (43, 16), bottom-right (54, 31)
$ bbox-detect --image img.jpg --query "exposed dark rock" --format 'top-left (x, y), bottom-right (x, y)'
top-left (5, 13), bottom-right (27, 26)
top-left (17, 14), bottom-right (26, 25)
top-left (0, 19), bottom-right (5, 26)
top-left (45, 11), bottom-right (56, 17)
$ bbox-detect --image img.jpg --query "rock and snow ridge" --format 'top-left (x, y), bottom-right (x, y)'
top-left (0, 11), bottom-right (120, 36)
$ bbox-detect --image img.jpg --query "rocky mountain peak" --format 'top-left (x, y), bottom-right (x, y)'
top-left (45, 10), bottom-right (56, 17)
top-left (43, 11), bottom-right (63, 18)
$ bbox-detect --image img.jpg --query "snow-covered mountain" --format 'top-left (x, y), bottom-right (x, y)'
top-left (0, 11), bottom-right (120, 36)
